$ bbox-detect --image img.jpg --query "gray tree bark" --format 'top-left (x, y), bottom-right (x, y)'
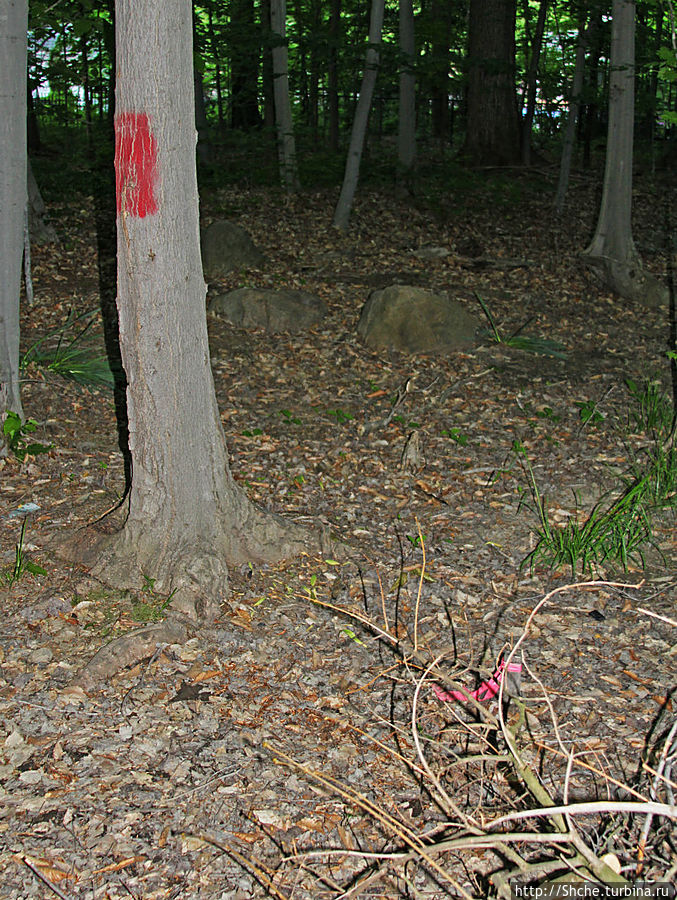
top-left (397, 0), bottom-right (416, 176)
top-left (333, 0), bottom-right (385, 231)
top-left (70, 0), bottom-right (317, 687)
top-left (521, 0), bottom-right (548, 165)
top-left (581, 0), bottom-right (668, 306)
top-left (464, 0), bottom-right (521, 166)
top-left (553, 16), bottom-right (588, 214)
top-left (271, 0), bottom-right (301, 192)
top-left (0, 0), bottom-right (27, 450)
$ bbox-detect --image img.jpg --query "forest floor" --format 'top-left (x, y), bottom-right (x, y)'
top-left (1, 166), bottom-right (676, 899)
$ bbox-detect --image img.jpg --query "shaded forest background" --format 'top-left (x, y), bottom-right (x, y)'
top-left (25, 0), bottom-right (677, 196)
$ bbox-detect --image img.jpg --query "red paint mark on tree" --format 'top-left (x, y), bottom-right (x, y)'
top-left (114, 112), bottom-right (159, 218)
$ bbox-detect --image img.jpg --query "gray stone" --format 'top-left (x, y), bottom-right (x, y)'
top-left (201, 220), bottom-right (265, 278)
top-left (357, 285), bottom-right (479, 353)
top-left (209, 287), bottom-right (327, 333)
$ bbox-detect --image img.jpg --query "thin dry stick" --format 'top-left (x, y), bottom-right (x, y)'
top-left (411, 654), bottom-right (485, 829)
top-left (489, 799), bottom-right (677, 829)
top-left (637, 606), bottom-right (677, 628)
top-left (195, 832), bottom-right (291, 900)
top-left (638, 718), bottom-right (677, 872)
top-left (413, 516), bottom-right (426, 652)
top-left (265, 742), bottom-right (476, 900)
top-left (535, 742), bottom-right (649, 802)
top-left (17, 857), bottom-right (74, 900)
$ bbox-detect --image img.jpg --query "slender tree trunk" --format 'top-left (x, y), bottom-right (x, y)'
top-left (398, 0), bottom-right (416, 178)
top-left (27, 159), bottom-right (57, 243)
top-left (521, 0), bottom-right (548, 165)
top-left (261, 0), bottom-right (276, 129)
top-left (70, 0), bottom-right (316, 687)
top-left (464, 0), bottom-right (522, 165)
top-left (0, 0), bottom-right (27, 447)
top-left (327, 0), bottom-right (341, 150)
top-left (580, 10), bottom-right (603, 168)
top-left (581, 0), bottom-right (667, 306)
top-left (207, 2), bottom-right (225, 127)
top-left (554, 15), bottom-right (588, 213)
top-left (333, 0), bottom-right (385, 231)
top-left (230, 0), bottom-right (261, 129)
top-left (429, 0), bottom-right (451, 142)
top-left (271, 0), bottom-right (301, 191)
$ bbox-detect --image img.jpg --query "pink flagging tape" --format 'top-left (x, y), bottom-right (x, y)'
top-left (433, 659), bottom-right (522, 704)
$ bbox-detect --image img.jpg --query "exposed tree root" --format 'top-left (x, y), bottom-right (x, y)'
top-left (57, 490), bottom-right (336, 690)
top-left (72, 617), bottom-right (189, 691)
top-left (581, 252), bottom-right (669, 308)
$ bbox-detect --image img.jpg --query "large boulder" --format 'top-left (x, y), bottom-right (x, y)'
top-left (201, 220), bottom-right (265, 278)
top-left (209, 287), bottom-right (327, 333)
top-left (357, 285), bottom-right (479, 353)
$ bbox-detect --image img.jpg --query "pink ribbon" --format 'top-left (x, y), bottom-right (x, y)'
top-left (433, 659), bottom-right (522, 704)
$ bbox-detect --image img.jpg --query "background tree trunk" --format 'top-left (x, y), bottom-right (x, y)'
top-left (464, 0), bottom-right (522, 166)
top-left (0, 0), bottom-right (27, 447)
top-left (71, 0), bottom-right (314, 685)
top-left (327, 0), bottom-right (341, 151)
top-left (581, 0), bottom-right (667, 306)
top-left (397, 0), bottom-right (416, 179)
top-left (521, 0), bottom-right (548, 165)
top-left (230, 0), bottom-right (261, 129)
top-left (429, 0), bottom-right (451, 143)
top-left (333, 0), bottom-right (385, 231)
top-left (554, 14), bottom-right (588, 214)
top-left (271, 0), bottom-right (301, 191)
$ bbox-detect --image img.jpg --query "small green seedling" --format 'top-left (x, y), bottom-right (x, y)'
top-left (476, 294), bottom-right (567, 359)
top-left (327, 408), bottom-right (354, 425)
top-left (280, 409), bottom-right (302, 425)
top-left (21, 307), bottom-right (114, 389)
top-left (3, 412), bottom-right (52, 461)
top-left (442, 427), bottom-right (468, 446)
top-left (575, 400), bottom-right (605, 426)
top-left (3, 519), bottom-right (47, 586)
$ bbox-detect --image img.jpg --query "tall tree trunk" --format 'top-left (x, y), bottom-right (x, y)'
top-left (580, 9), bottom-right (603, 168)
top-left (521, 0), bottom-right (548, 165)
top-left (464, 0), bottom-right (521, 165)
top-left (260, 0), bottom-right (276, 129)
top-left (207, 1), bottom-right (225, 127)
top-left (581, 0), bottom-right (667, 307)
top-left (271, 0), bottom-right (301, 191)
top-left (429, 0), bottom-right (451, 142)
top-left (70, 0), bottom-right (316, 687)
top-left (333, 0), bottom-right (385, 231)
top-left (398, 0), bottom-right (416, 179)
top-left (0, 0), bottom-right (27, 448)
top-left (230, 0), bottom-right (261, 129)
top-left (327, 0), bottom-right (341, 151)
top-left (554, 14), bottom-right (588, 213)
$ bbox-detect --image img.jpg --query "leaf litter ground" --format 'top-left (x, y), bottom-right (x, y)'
top-left (1, 173), bottom-right (676, 898)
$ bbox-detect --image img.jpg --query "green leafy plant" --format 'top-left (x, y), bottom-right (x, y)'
top-left (3, 520), bottom-right (47, 586)
top-left (327, 408), bottom-right (354, 425)
top-left (280, 409), bottom-right (302, 425)
top-left (625, 377), bottom-right (673, 436)
top-left (2, 412), bottom-right (52, 460)
top-left (131, 576), bottom-right (176, 621)
top-left (22, 308), bottom-right (114, 389)
top-left (477, 294), bottom-right (567, 360)
top-left (514, 442), bottom-right (653, 575)
top-left (575, 399), bottom-right (605, 426)
top-left (441, 427), bottom-right (468, 446)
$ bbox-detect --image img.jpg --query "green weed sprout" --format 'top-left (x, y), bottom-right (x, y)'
top-left (477, 293), bottom-right (567, 360)
top-left (22, 308), bottom-right (114, 389)
top-left (3, 412), bottom-right (51, 460)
